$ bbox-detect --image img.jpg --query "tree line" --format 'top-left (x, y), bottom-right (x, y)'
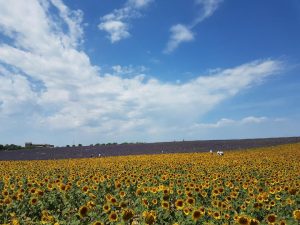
top-left (0, 144), bottom-right (23, 151)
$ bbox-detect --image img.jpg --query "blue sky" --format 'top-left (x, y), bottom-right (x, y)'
top-left (0, 0), bottom-right (299, 146)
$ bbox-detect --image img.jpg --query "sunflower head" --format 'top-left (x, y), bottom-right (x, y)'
top-left (237, 215), bottom-right (249, 224)
top-left (175, 199), bottom-right (184, 210)
top-left (278, 220), bottom-right (287, 225)
top-left (293, 209), bottom-right (300, 220)
top-left (29, 197), bottom-right (38, 205)
top-left (103, 204), bottom-right (110, 213)
top-left (186, 197), bottom-right (195, 205)
top-left (161, 201), bottom-right (169, 210)
top-left (79, 205), bottom-right (88, 218)
top-left (249, 218), bottom-right (260, 225)
top-left (266, 214), bottom-right (276, 224)
top-left (192, 210), bottom-right (202, 221)
top-left (183, 207), bottom-right (190, 216)
top-left (152, 199), bottom-right (158, 205)
top-left (213, 211), bottom-right (221, 220)
top-left (108, 211), bottom-right (118, 222)
top-left (144, 211), bottom-right (155, 225)
top-left (122, 209), bottom-right (134, 221)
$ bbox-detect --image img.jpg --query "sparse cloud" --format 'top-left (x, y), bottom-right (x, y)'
top-left (163, 24), bottom-right (194, 54)
top-left (98, 0), bottom-right (153, 43)
top-left (164, 0), bottom-right (223, 53)
top-left (127, 0), bottom-right (153, 9)
top-left (111, 65), bottom-right (147, 76)
top-left (192, 0), bottom-right (223, 26)
top-left (193, 116), bottom-right (268, 129)
top-left (0, 0), bottom-right (289, 145)
top-left (98, 20), bottom-right (130, 43)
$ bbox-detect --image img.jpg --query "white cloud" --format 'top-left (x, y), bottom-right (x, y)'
top-left (0, 0), bottom-right (287, 145)
top-left (127, 0), bottom-right (153, 8)
top-left (163, 24), bottom-right (194, 54)
top-left (181, 116), bottom-right (294, 141)
top-left (164, 0), bottom-right (223, 53)
top-left (193, 116), bottom-right (268, 129)
top-left (193, 0), bottom-right (223, 26)
top-left (111, 64), bottom-right (147, 76)
top-left (49, 0), bottom-right (84, 46)
top-left (98, 0), bottom-right (153, 43)
top-left (98, 20), bottom-right (130, 43)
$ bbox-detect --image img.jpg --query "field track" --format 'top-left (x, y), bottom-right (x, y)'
top-left (1, 136), bottom-right (300, 161)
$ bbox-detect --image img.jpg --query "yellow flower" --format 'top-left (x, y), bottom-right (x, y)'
top-left (122, 209), bottom-right (134, 221)
top-left (237, 215), bottom-right (249, 225)
top-left (79, 205), bottom-right (89, 218)
top-left (293, 209), bottom-right (300, 220)
top-left (109, 211), bottom-right (118, 222)
top-left (175, 199), bottom-right (184, 210)
top-left (192, 210), bottom-right (202, 221)
top-left (266, 214), bottom-right (276, 224)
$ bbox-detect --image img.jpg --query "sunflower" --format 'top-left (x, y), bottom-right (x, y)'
top-left (110, 197), bottom-right (118, 205)
top-left (89, 193), bottom-right (97, 199)
top-left (41, 213), bottom-right (54, 224)
top-left (183, 207), bottom-right (190, 215)
top-left (192, 210), bottom-right (202, 221)
top-left (249, 218), bottom-right (260, 225)
top-left (142, 198), bottom-right (149, 207)
top-left (275, 194), bottom-right (281, 200)
top-left (17, 193), bottom-right (24, 201)
top-left (293, 209), bottom-right (300, 220)
top-left (212, 188), bottom-right (220, 196)
top-left (143, 211), bottom-right (155, 225)
top-left (175, 199), bottom-right (184, 210)
top-left (213, 211), bottom-right (221, 220)
top-left (29, 197), bottom-right (38, 205)
top-left (177, 189), bottom-right (183, 195)
top-left (135, 189), bottom-right (142, 196)
top-left (278, 220), bottom-right (286, 225)
top-left (119, 191), bottom-right (126, 198)
top-left (29, 187), bottom-right (36, 194)
top-left (152, 199), bottom-right (158, 205)
top-left (161, 201), bottom-right (169, 210)
top-left (87, 201), bottom-right (96, 209)
top-left (122, 209), bottom-right (134, 221)
top-left (103, 204), bottom-right (110, 212)
top-left (47, 183), bottom-right (54, 190)
top-left (108, 211), bottom-right (118, 222)
top-left (200, 190), bottom-right (207, 197)
top-left (224, 213), bottom-right (230, 220)
top-left (59, 184), bottom-right (66, 192)
top-left (2, 189), bottom-right (9, 196)
top-left (82, 186), bottom-right (89, 193)
top-left (266, 214), bottom-right (276, 224)
top-left (119, 201), bottom-right (128, 208)
top-left (37, 190), bottom-right (44, 197)
top-left (79, 205), bottom-right (89, 218)
top-left (4, 197), bottom-right (12, 205)
top-left (237, 215), bottom-right (249, 225)
top-left (186, 197), bottom-right (195, 205)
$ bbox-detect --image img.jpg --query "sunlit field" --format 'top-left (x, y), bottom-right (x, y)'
top-left (0, 144), bottom-right (299, 225)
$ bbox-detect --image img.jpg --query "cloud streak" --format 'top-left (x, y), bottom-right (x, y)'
top-left (163, 24), bottom-right (195, 54)
top-left (164, 0), bottom-right (223, 53)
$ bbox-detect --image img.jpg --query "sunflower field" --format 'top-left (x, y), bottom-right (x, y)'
top-left (0, 143), bottom-right (299, 225)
